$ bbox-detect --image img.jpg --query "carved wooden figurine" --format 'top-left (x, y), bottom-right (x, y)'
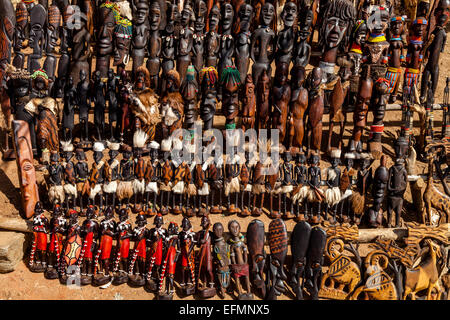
top-left (62, 76), bottom-right (76, 141)
top-left (212, 222), bottom-right (231, 298)
top-left (218, 1), bottom-right (235, 81)
top-left (367, 154), bottom-right (388, 227)
top-left (158, 222), bottom-right (180, 300)
top-left (272, 62), bottom-right (291, 145)
top-left (79, 206), bottom-right (99, 285)
top-left (117, 144), bottom-right (134, 208)
top-left (288, 66), bottom-right (308, 152)
top-left (144, 214), bottom-right (168, 291)
top-left (306, 68), bottom-right (324, 154)
top-left (45, 206), bottom-right (66, 279)
top-left (12, 120), bottom-right (40, 218)
top-left (235, 3), bottom-right (253, 82)
top-left (43, 4), bottom-right (60, 94)
top-left (386, 17), bottom-right (405, 103)
top-left (179, 217), bottom-right (196, 296)
top-left (195, 215), bottom-right (216, 298)
top-left (96, 2), bottom-right (116, 78)
top-left (255, 70), bottom-right (271, 130)
top-left (47, 151), bottom-right (65, 207)
top-left (350, 153), bottom-right (372, 225)
top-left (306, 152), bottom-right (324, 223)
top-left (93, 206), bottom-right (116, 286)
top-left (192, 0), bottom-right (206, 76)
top-left (128, 214), bottom-right (149, 287)
top-left (29, 202), bottom-right (48, 272)
top-left (221, 66), bottom-right (241, 129)
top-left (324, 149), bottom-right (342, 223)
top-left (146, 1), bottom-right (161, 90)
top-left (177, 4), bottom-right (194, 82)
top-left (246, 219), bottom-right (266, 298)
top-left (112, 208), bottom-right (132, 285)
top-left (59, 211), bottom-right (82, 285)
top-left (199, 67), bottom-right (219, 130)
top-left (204, 4), bottom-right (220, 68)
top-left (290, 220), bottom-right (312, 300)
top-left (275, 1), bottom-right (296, 70)
top-left (241, 74), bottom-right (256, 132)
top-left (131, 0), bottom-right (149, 76)
top-left (13, 2), bottom-right (27, 69)
top-left (28, 4), bottom-right (46, 74)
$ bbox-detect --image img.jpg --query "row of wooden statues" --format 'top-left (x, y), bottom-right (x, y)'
top-left (1, 0), bottom-right (450, 161)
top-left (28, 203), bottom-right (450, 300)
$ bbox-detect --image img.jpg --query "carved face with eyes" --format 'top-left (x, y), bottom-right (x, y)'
top-left (14, 2), bottom-right (27, 52)
top-left (325, 16), bottom-right (349, 49)
top-left (29, 4), bottom-right (46, 54)
top-left (98, 6), bottom-right (115, 55)
top-left (46, 5), bottom-right (61, 54)
top-left (194, 0), bottom-right (207, 32)
top-left (261, 3), bottom-right (274, 27)
top-left (149, 2), bottom-right (161, 31)
top-left (134, 2), bottom-right (149, 25)
top-left (281, 2), bottom-right (297, 28)
top-left (367, 6), bottom-right (389, 34)
top-left (222, 3), bottom-right (234, 31)
top-left (209, 5), bottom-right (220, 32)
top-left (17, 136), bottom-right (38, 216)
top-left (181, 5), bottom-right (193, 27)
top-left (435, 0), bottom-right (450, 26)
top-left (238, 3), bottom-right (253, 31)
top-left (113, 25), bottom-right (131, 66)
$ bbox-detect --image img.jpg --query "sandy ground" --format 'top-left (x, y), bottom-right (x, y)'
top-left (0, 33), bottom-right (448, 300)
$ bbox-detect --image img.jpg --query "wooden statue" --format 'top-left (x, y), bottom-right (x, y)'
top-left (106, 69), bottom-right (119, 141)
top-left (195, 215), bottom-right (216, 298)
top-left (225, 151), bottom-right (241, 214)
top-left (91, 71), bottom-right (107, 141)
top-left (68, 5), bottom-right (91, 86)
top-left (288, 66), bottom-right (308, 153)
top-left (181, 65), bottom-right (199, 130)
top-left (421, 0), bottom-right (450, 103)
top-left (241, 74), bottom-right (256, 132)
top-left (292, 152), bottom-right (309, 220)
top-left (305, 152), bottom-right (323, 223)
top-left (324, 149), bottom-right (341, 223)
top-left (45, 206), bottom-right (66, 279)
top-left (306, 68), bottom-right (324, 154)
top-left (192, 0), bottom-right (206, 76)
top-left (293, 6), bottom-right (312, 70)
top-left (79, 206), bottom-right (99, 285)
top-left (43, 4), bottom-right (60, 94)
top-left (367, 154), bottom-right (388, 227)
top-left (88, 142), bottom-right (105, 208)
top-left (131, 0), bottom-right (149, 76)
top-left (146, 1), bottom-right (161, 90)
top-left (204, 4), bottom-right (220, 68)
top-left (235, 3), bottom-right (253, 83)
top-left (145, 214), bottom-right (168, 291)
top-left (304, 225), bottom-right (327, 300)
top-left (12, 120), bottom-right (39, 218)
top-left (250, 2), bottom-right (275, 85)
top-left (96, 2), bottom-right (116, 78)
top-left (177, 4), bottom-right (194, 82)
top-left (12, 2), bottom-right (26, 69)
top-left (271, 62), bottom-right (291, 145)
top-left (128, 214), bottom-right (149, 287)
top-left (117, 144), bottom-right (134, 208)
top-left (290, 220), bottom-right (312, 300)
top-left (159, 142), bottom-right (172, 215)
top-left (28, 4), bottom-right (46, 74)
top-left (275, 2), bottom-right (296, 71)
top-left (179, 217), bottom-right (196, 296)
top-left (208, 147), bottom-right (225, 214)
top-left (199, 67), bottom-right (219, 130)
top-left (387, 136), bottom-right (408, 227)
top-left (212, 222), bottom-right (231, 298)
top-left (75, 148), bottom-right (89, 211)
top-left (62, 76), bottom-right (76, 141)
top-left (46, 151), bottom-right (65, 207)
top-left (144, 141), bottom-right (160, 215)
top-left (221, 66), bottom-right (241, 129)
top-left (386, 16), bottom-right (405, 103)
top-left (29, 202), bottom-right (48, 272)
top-left (423, 155), bottom-right (450, 224)
top-left (157, 222), bottom-right (180, 300)
top-left (228, 220), bottom-right (253, 299)
top-left (113, 17), bottom-right (132, 76)
top-left (218, 2), bottom-right (235, 82)
top-left (112, 208), bottom-right (132, 285)
top-left (132, 130), bottom-right (148, 212)
top-left (93, 206), bottom-right (116, 286)
top-left (255, 69), bottom-right (270, 130)
top-left (246, 219), bottom-right (266, 298)
top-left (160, 2), bottom-right (177, 92)
top-left (349, 153), bottom-right (372, 225)
top-left (267, 218), bottom-right (288, 300)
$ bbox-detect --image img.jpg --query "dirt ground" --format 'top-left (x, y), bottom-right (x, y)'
top-left (0, 30), bottom-right (449, 300)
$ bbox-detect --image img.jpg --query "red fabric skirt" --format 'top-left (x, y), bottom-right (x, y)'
top-left (120, 238), bottom-right (130, 259)
top-left (135, 239), bottom-right (146, 259)
top-left (100, 235), bottom-right (113, 260)
top-left (83, 232), bottom-right (95, 259)
top-left (167, 246), bottom-right (177, 275)
top-left (34, 232), bottom-right (47, 251)
top-left (48, 233), bottom-right (63, 253)
top-left (154, 238), bottom-right (163, 266)
top-left (181, 246), bottom-right (189, 267)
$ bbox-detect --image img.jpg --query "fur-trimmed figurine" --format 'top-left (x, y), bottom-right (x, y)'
top-left (47, 151), bottom-right (65, 207)
top-left (306, 152), bottom-right (323, 224)
top-left (179, 217), bottom-right (196, 295)
top-left (112, 208), bottom-right (132, 285)
top-left (61, 141), bottom-right (77, 210)
top-left (350, 153), bottom-right (372, 225)
top-left (145, 214), bottom-right (168, 291)
top-left (88, 142), bottom-right (105, 208)
top-left (128, 213), bottom-right (149, 287)
top-left (292, 152), bottom-right (309, 221)
top-left (132, 129), bottom-right (148, 212)
top-left (324, 149), bottom-right (342, 223)
top-left (117, 144), bottom-right (134, 208)
top-left (159, 139), bottom-right (173, 215)
top-left (144, 141), bottom-right (160, 215)
top-left (103, 141), bottom-right (120, 209)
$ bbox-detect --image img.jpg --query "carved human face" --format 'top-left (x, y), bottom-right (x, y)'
top-left (135, 71), bottom-right (146, 90)
top-left (29, 5), bottom-right (46, 54)
top-left (150, 3), bottom-right (161, 31)
top-left (213, 222), bottom-right (224, 238)
top-left (134, 2), bottom-right (149, 25)
top-left (228, 221), bottom-right (240, 237)
top-left (354, 23), bottom-right (368, 46)
top-left (435, 0), bottom-right (450, 26)
top-left (113, 29), bottom-right (131, 66)
top-left (222, 84), bottom-right (239, 117)
top-left (300, 8), bottom-right (313, 31)
top-left (281, 2), bottom-right (297, 28)
top-left (412, 22), bottom-right (424, 37)
top-left (98, 7), bottom-right (115, 55)
top-left (238, 4), bottom-right (253, 31)
top-left (368, 6), bottom-right (389, 34)
top-left (275, 63), bottom-right (288, 85)
top-left (194, 0), bottom-right (206, 32)
top-left (242, 77), bottom-right (254, 107)
top-left (209, 6), bottom-right (220, 31)
top-left (46, 6), bottom-right (60, 53)
top-left (14, 78), bottom-right (30, 97)
top-left (17, 136), bottom-right (37, 216)
top-left (0, 16), bottom-right (13, 74)
top-left (261, 3), bottom-right (274, 26)
top-left (14, 3), bottom-right (27, 51)
top-left (80, 69), bottom-right (87, 82)
top-left (181, 7), bottom-right (192, 27)
top-left (325, 16), bottom-right (348, 49)
top-left (222, 3), bottom-right (234, 31)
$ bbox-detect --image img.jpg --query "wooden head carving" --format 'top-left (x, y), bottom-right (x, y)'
top-left (12, 120), bottom-right (39, 219)
top-left (14, 2), bottom-right (27, 53)
top-left (242, 74), bottom-right (256, 130)
top-left (0, 0), bottom-right (15, 80)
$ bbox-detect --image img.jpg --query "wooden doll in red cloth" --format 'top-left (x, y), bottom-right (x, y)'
top-left (179, 217), bottom-right (196, 295)
top-left (145, 213), bottom-right (168, 291)
top-left (128, 213), bottom-right (149, 287)
top-left (195, 215), bottom-right (216, 298)
top-left (29, 201), bottom-right (49, 273)
top-left (157, 222), bottom-right (180, 300)
top-left (94, 206), bottom-right (116, 286)
top-left (79, 205), bottom-right (99, 285)
top-left (45, 205), bottom-right (67, 279)
top-left (112, 208), bottom-right (133, 285)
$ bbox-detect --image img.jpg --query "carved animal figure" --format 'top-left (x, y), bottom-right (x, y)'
top-left (320, 238), bottom-right (361, 297)
top-left (351, 250), bottom-right (398, 300)
top-left (423, 158), bottom-right (450, 225)
top-left (403, 239), bottom-right (443, 300)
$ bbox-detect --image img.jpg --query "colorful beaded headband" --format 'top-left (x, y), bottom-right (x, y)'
top-left (31, 69), bottom-right (48, 80)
